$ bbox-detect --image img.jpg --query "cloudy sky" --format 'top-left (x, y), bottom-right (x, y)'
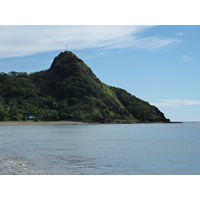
top-left (0, 25), bottom-right (199, 121)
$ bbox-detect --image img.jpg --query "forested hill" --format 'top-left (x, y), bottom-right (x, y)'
top-left (0, 51), bottom-right (170, 123)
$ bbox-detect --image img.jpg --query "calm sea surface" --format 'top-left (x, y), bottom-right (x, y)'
top-left (0, 122), bottom-right (200, 175)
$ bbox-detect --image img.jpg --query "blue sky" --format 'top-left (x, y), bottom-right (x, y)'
top-left (0, 25), bottom-right (199, 121)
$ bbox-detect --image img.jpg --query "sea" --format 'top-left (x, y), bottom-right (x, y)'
top-left (0, 122), bottom-right (200, 175)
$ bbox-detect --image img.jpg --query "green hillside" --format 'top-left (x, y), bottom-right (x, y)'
top-left (0, 51), bottom-right (170, 123)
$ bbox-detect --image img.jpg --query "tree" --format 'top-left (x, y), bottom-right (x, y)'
top-left (0, 109), bottom-right (9, 121)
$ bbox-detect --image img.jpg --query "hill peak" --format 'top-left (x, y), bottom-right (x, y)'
top-left (50, 51), bottom-right (83, 70)
top-left (59, 51), bottom-right (83, 62)
top-left (48, 51), bottom-right (87, 79)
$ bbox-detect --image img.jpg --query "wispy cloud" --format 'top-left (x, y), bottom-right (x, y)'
top-left (132, 36), bottom-right (181, 51)
top-left (0, 25), bottom-right (181, 59)
top-left (151, 99), bottom-right (200, 107)
top-left (182, 55), bottom-right (192, 62)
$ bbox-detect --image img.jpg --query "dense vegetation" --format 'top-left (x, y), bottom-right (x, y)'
top-left (0, 51), bottom-right (170, 123)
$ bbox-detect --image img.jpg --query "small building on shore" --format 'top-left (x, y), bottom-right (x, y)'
top-left (25, 115), bottom-right (37, 121)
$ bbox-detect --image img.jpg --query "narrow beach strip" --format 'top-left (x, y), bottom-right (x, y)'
top-left (0, 121), bottom-right (86, 126)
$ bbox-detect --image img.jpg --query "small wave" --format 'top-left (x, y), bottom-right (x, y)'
top-left (0, 155), bottom-right (43, 175)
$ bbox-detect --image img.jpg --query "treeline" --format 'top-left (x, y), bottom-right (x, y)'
top-left (0, 71), bottom-right (91, 121)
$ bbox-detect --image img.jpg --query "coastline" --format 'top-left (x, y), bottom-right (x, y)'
top-left (0, 121), bottom-right (86, 126)
top-left (0, 120), bottom-right (182, 126)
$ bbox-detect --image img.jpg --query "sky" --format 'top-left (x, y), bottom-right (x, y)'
top-left (0, 25), bottom-right (199, 122)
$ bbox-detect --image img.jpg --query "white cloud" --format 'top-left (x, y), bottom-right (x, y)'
top-left (177, 32), bottom-right (184, 36)
top-left (151, 102), bottom-right (179, 107)
top-left (0, 25), bottom-right (181, 58)
top-left (182, 55), bottom-right (191, 62)
top-left (151, 99), bottom-right (200, 107)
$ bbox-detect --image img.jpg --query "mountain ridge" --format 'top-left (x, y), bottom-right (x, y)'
top-left (0, 51), bottom-right (170, 123)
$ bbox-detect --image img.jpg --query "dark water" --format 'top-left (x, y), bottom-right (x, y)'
top-left (0, 122), bottom-right (200, 175)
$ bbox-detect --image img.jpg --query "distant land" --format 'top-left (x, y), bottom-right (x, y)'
top-left (0, 51), bottom-right (170, 123)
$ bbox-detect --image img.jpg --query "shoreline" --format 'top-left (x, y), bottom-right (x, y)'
top-left (0, 121), bottom-right (86, 126)
top-left (0, 120), bottom-right (183, 126)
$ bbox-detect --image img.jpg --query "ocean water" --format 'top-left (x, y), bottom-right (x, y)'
top-left (0, 122), bottom-right (200, 175)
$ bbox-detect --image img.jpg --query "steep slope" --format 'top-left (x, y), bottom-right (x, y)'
top-left (32, 51), bottom-right (170, 123)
